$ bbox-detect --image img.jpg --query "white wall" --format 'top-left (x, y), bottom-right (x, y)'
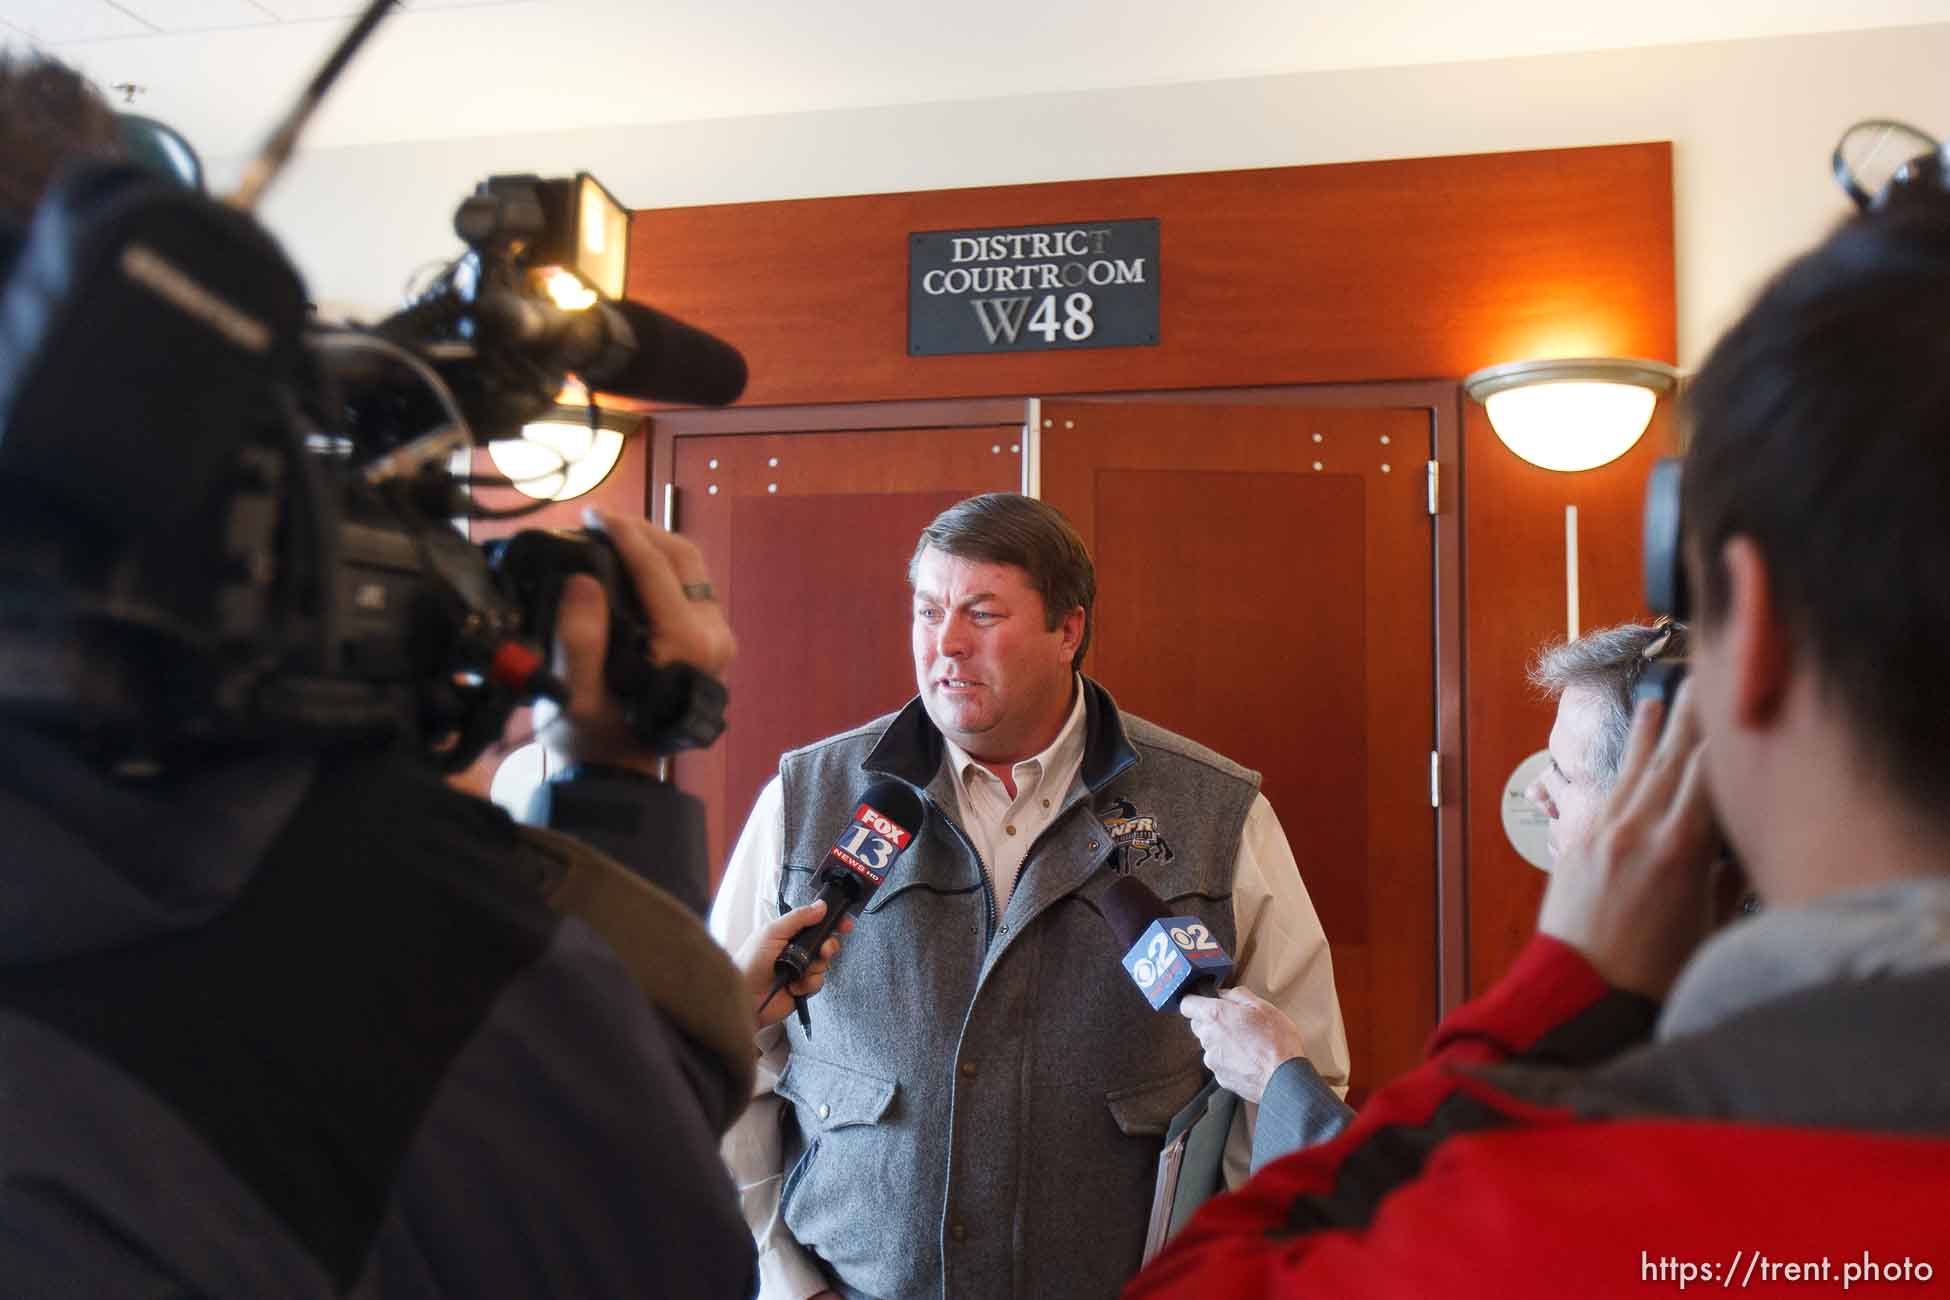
top-left (215, 21), bottom-right (1950, 369)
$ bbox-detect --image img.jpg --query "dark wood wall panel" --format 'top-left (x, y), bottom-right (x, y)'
top-left (628, 144), bottom-right (1673, 409)
top-left (1043, 400), bottom-right (1435, 1086)
top-left (1094, 469), bottom-right (1372, 944)
top-left (723, 489), bottom-right (965, 855)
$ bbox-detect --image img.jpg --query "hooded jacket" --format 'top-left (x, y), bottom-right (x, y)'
top-left (0, 721), bottom-right (757, 1298)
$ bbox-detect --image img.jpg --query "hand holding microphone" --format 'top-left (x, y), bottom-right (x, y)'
top-left (761, 779), bottom-right (925, 1033)
top-left (738, 899), bottom-right (855, 1029)
top-left (1102, 876), bottom-right (1334, 1128)
top-left (1177, 987), bottom-right (1309, 1105)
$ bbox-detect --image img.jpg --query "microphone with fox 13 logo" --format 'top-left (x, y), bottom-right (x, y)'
top-left (1101, 875), bottom-right (1235, 1011)
top-left (767, 779), bottom-right (925, 1028)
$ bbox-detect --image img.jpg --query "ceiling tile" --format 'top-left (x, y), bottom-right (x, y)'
top-left (25, 0), bottom-right (1950, 159)
top-left (400, 1), bottom-right (547, 9)
top-left (239, 2), bottom-right (545, 27)
top-left (248, 0), bottom-right (370, 19)
top-left (110, 0), bottom-right (279, 31)
top-left (0, 1), bottom-right (154, 42)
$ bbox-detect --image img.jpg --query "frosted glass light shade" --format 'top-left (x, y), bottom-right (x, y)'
top-left (1465, 358), bottom-right (1678, 473)
top-left (1484, 381), bottom-right (1656, 472)
top-left (487, 415), bottom-right (626, 501)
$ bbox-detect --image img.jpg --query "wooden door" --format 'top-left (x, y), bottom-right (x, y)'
top-left (1041, 399), bottom-right (1436, 1090)
top-left (664, 424), bottom-right (1024, 885)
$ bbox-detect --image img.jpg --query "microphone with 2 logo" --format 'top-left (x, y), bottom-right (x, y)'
top-left (1100, 874), bottom-right (1235, 1012)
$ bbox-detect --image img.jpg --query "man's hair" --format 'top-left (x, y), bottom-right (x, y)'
top-left (1682, 197), bottom-right (1950, 813)
top-left (0, 51), bottom-right (122, 221)
top-left (909, 493), bottom-right (1096, 671)
top-left (1529, 621), bottom-right (1687, 790)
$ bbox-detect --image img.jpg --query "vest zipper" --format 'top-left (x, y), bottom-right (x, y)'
top-left (933, 783), bottom-right (1106, 949)
top-left (937, 808), bottom-right (998, 944)
top-left (965, 790), bottom-right (1105, 949)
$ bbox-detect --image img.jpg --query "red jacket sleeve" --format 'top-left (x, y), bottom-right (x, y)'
top-left (1125, 935), bottom-right (1650, 1298)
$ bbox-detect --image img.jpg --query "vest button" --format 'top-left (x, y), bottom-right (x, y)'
top-left (952, 1223), bottom-right (967, 1243)
top-left (1005, 824), bottom-right (1017, 836)
top-left (817, 1103), bottom-right (831, 1120)
top-left (1088, 839), bottom-right (1100, 851)
top-left (960, 1061), bottom-right (977, 1077)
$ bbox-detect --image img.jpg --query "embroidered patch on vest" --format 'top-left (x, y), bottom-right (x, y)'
top-left (1099, 798), bottom-right (1175, 871)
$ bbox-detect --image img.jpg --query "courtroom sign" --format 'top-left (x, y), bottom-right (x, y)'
top-left (908, 218), bottom-right (1160, 356)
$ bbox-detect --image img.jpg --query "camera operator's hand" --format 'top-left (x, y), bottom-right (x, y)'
top-left (1179, 987), bottom-right (1309, 1105)
top-left (1538, 680), bottom-right (1722, 999)
top-left (740, 899), bottom-right (854, 1030)
top-left (545, 508), bottom-right (734, 775)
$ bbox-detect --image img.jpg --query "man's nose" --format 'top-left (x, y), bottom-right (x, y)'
top-left (936, 614), bottom-right (971, 657)
top-left (1523, 777), bottom-right (1553, 815)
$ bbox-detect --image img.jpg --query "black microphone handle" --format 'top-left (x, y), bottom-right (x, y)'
top-left (774, 872), bottom-right (859, 982)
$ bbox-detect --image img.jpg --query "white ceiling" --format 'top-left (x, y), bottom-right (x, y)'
top-left (9, 0), bottom-right (1950, 161)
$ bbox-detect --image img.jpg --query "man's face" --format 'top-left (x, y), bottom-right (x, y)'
top-left (1523, 684), bottom-right (1611, 862)
top-left (910, 546), bottom-right (1081, 762)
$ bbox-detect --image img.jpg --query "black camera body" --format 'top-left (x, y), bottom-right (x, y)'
top-left (487, 529), bottom-right (646, 680)
top-left (0, 152), bottom-right (735, 776)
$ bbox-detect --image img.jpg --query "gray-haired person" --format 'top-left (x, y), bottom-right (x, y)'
top-left (1184, 621), bottom-right (1684, 1169)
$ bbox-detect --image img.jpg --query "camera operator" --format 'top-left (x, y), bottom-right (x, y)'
top-left (1128, 198), bottom-right (1950, 1295)
top-left (0, 52), bottom-right (768, 1299)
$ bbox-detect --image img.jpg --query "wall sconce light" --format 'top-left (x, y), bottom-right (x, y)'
top-left (1464, 358), bottom-right (1679, 472)
top-left (486, 406), bottom-right (634, 502)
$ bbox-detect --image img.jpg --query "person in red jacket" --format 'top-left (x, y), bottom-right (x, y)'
top-left (1127, 171), bottom-right (1950, 1297)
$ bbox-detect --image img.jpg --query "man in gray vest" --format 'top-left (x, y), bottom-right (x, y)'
top-left (711, 493), bottom-right (1348, 1300)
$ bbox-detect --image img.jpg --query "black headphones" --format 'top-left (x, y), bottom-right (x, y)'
top-left (1833, 119), bottom-right (1945, 212)
top-left (115, 113), bottom-right (204, 193)
top-left (1, 114), bottom-right (201, 285)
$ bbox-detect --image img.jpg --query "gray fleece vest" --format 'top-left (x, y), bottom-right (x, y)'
top-left (774, 679), bottom-right (1259, 1300)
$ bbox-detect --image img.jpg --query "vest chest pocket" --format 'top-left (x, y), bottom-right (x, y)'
top-left (776, 1054), bottom-right (901, 1255)
top-left (778, 1053), bottom-right (898, 1134)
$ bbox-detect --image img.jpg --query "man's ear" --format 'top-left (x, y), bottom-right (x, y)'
top-left (1057, 606), bottom-right (1086, 665)
top-left (1719, 536), bottom-right (1791, 729)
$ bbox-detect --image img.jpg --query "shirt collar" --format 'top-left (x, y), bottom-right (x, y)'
top-left (862, 675), bottom-right (1138, 795)
top-left (941, 675), bottom-right (1087, 803)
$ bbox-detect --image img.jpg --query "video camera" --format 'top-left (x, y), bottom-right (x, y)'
top-left (0, 2), bottom-right (742, 778)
